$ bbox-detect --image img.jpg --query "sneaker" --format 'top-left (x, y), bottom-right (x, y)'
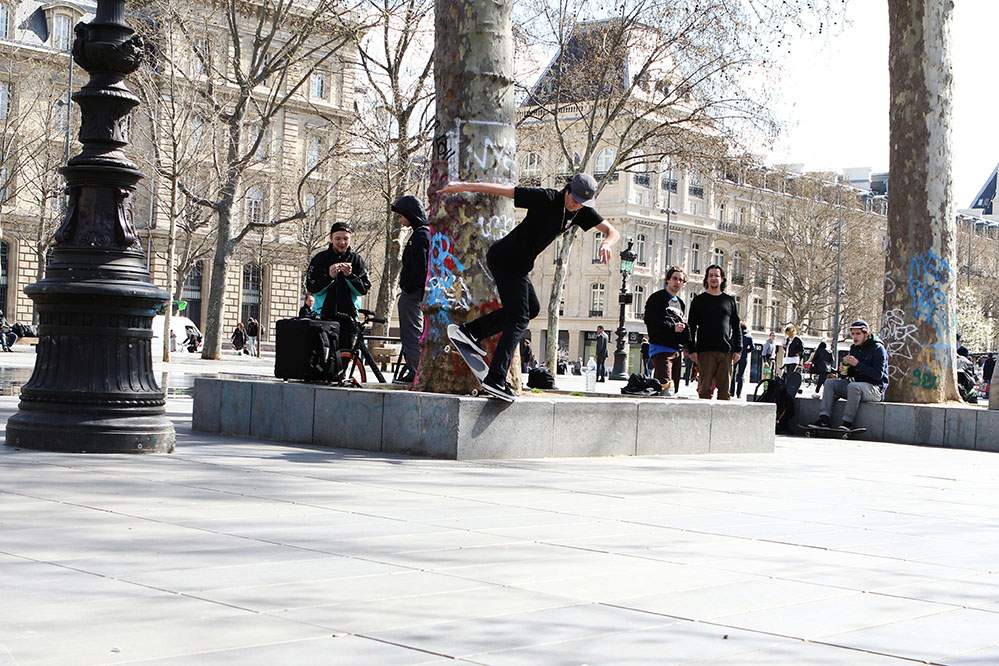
top-left (480, 377), bottom-right (516, 402)
top-left (447, 324), bottom-right (486, 356)
top-left (661, 387), bottom-right (673, 398)
top-left (392, 367), bottom-right (415, 385)
top-left (838, 421), bottom-right (854, 432)
top-left (810, 416), bottom-right (831, 428)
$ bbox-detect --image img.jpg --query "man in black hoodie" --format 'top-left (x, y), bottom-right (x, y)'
top-left (391, 195), bottom-right (431, 384)
top-left (306, 222), bottom-right (371, 347)
top-left (811, 319), bottom-right (888, 431)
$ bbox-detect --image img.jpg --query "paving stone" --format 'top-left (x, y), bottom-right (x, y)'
top-left (636, 401), bottom-right (711, 455)
top-left (314, 386), bottom-right (384, 452)
top-left (191, 378), bottom-right (221, 433)
top-left (218, 379), bottom-right (253, 436)
top-left (249, 381), bottom-right (315, 444)
top-left (553, 399), bottom-right (636, 456)
top-left (709, 402), bottom-right (775, 453)
top-left (944, 406), bottom-right (979, 449)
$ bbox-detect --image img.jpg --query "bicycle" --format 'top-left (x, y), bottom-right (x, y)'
top-left (336, 309), bottom-right (404, 387)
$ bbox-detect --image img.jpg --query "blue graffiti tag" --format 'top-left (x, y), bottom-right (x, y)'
top-left (907, 249), bottom-right (953, 362)
top-left (426, 232), bottom-right (470, 312)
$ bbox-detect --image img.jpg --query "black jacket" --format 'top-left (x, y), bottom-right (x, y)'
top-left (393, 196), bottom-right (431, 295)
top-left (595, 332), bottom-right (609, 360)
top-left (643, 289), bottom-right (687, 349)
top-left (687, 291), bottom-right (741, 353)
top-left (306, 246), bottom-right (371, 320)
top-left (847, 335), bottom-right (889, 393)
top-left (810, 345), bottom-right (833, 374)
top-left (984, 356), bottom-right (996, 384)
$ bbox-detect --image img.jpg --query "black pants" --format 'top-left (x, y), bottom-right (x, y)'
top-left (730, 360), bottom-right (747, 397)
top-left (463, 261), bottom-right (540, 384)
top-left (596, 358), bottom-right (607, 381)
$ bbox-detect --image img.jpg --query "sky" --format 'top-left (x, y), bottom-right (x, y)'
top-left (767, 0), bottom-right (997, 208)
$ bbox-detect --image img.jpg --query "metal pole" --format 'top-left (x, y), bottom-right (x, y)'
top-left (832, 186), bottom-right (844, 358)
top-left (664, 186), bottom-right (672, 267)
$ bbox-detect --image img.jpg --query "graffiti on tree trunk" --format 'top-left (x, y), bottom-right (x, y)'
top-left (425, 231), bottom-right (470, 316)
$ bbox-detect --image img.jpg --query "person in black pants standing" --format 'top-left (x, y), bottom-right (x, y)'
top-left (391, 195), bottom-right (431, 385)
top-left (441, 174), bottom-right (619, 402)
top-left (729, 323), bottom-right (754, 398)
top-left (594, 325), bottom-right (609, 382)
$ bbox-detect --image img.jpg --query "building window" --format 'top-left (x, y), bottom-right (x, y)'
top-left (690, 242), bottom-right (701, 273)
top-left (660, 158), bottom-right (677, 193)
top-left (752, 297), bottom-right (763, 331)
top-left (0, 80), bottom-right (10, 121)
top-left (633, 171), bottom-right (651, 188)
top-left (0, 4), bottom-right (11, 40)
top-left (53, 14), bottom-right (73, 51)
top-left (595, 147), bottom-right (615, 177)
top-left (592, 231), bottom-right (605, 263)
top-left (633, 284), bottom-right (645, 317)
top-left (310, 69), bottom-right (328, 100)
top-left (0, 160), bottom-right (10, 201)
top-left (246, 186), bottom-right (264, 226)
top-left (0, 240), bottom-right (8, 315)
top-left (688, 170), bottom-right (704, 198)
top-left (241, 263), bottom-right (262, 323)
top-left (558, 296), bottom-right (564, 317)
top-left (712, 247), bottom-right (725, 270)
top-left (636, 233), bottom-right (647, 265)
top-left (590, 282), bottom-right (605, 317)
top-left (732, 251), bottom-right (744, 284)
top-left (305, 135), bottom-right (323, 170)
top-left (735, 295), bottom-right (742, 316)
top-left (523, 152), bottom-right (541, 185)
top-left (181, 261), bottom-right (203, 328)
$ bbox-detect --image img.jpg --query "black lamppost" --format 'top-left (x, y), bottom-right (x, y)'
top-left (5, 0), bottom-right (175, 453)
top-left (610, 239), bottom-right (637, 380)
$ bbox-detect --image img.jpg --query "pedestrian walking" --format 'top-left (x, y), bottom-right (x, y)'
top-left (984, 353), bottom-right (996, 398)
top-left (246, 317), bottom-right (260, 357)
top-left (391, 195), bottom-right (431, 385)
top-left (595, 325), bottom-right (609, 382)
top-left (519, 338), bottom-right (536, 373)
top-left (729, 323), bottom-right (753, 398)
top-left (782, 324), bottom-right (803, 377)
top-left (809, 340), bottom-right (834, 394)
top-left (231, 322), bottom-right (248, 354)
top-left (686, 264), bottom-right (742, 400)
top-left (643, 266), bottom-right (688, 397)
top-left (440, 174), bottom-right (619, 402)
top-left (761, 331), bottom-right (776, 378)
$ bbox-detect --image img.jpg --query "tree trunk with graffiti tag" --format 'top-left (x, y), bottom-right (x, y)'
top-left (880, 0), bottom-right (960, 403)
top-left (415, 0), bottom-right (519, 394)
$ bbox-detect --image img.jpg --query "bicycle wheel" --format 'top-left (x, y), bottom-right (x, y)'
top-left (338, 350), bottom-right (367, 387)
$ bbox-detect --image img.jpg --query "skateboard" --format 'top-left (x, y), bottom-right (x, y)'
top-left (799, 424), bottom-right (866, 440)
top-left (445, 325), bottom-right (489, 398)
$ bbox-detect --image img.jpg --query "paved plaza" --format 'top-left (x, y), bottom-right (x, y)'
top-left (2, 392), bottom-right (999, 665)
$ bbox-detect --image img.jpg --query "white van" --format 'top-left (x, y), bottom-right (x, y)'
top-left (151, 315), bottom-right (202, 354)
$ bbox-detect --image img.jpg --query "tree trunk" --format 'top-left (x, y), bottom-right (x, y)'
top-left (201, 204), bottom-right (233, 360)
top-left (416, 0), bottom-right (517, 394)
top-left (546, 226), bottom-right (577, 369)
top-left (374, 200), bottom-right (401, 336)
top-left (162, 174), bottom-right (179, 362)
top-left (880, 0), bottom-right (960, 403)
top-left (990, 362), bottom-right (999, 410)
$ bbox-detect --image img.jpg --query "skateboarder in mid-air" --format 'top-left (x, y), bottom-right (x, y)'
top-left (439, 173), bottom-right (620, 402)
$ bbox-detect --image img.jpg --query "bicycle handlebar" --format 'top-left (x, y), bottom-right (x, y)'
top-left (358, 308), bottom-right (387, 325)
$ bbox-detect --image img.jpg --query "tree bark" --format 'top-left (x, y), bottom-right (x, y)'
top-left (545, 226), bottom-right (577, 369)
top-left (881, 0), bottom-right (960, 403)
top-left (162, 174), bottom-right (179, 362)
top-left (416, 0), bottom-right (517, 394)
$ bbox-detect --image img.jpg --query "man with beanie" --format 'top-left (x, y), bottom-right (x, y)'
top-left (811, 319), bottom-right (888, 431)
top-left (391, 195), bottom-right (431, 384)
top-left (439, 173), bottom-right (619, 402)
top-left (306, 222), bottom-right (371, 345)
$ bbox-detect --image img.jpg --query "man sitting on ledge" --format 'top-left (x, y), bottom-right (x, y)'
top-left (811, 320), bottom-right (888, 431)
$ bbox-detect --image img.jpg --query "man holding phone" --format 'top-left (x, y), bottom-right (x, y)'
top-left (305, 222), bottom-right (371, 343)
top-left (810, 320), bottom-right (888, 431)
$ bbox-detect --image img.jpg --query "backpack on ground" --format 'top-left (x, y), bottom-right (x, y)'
top-left (621, 373), bottom-right (662, 396)
top-left (527, 366), bottom-right (556, 390)
top-left (753, 377), bottom-right (795, 433)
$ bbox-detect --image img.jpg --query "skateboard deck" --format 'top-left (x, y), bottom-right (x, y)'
top-left (445, 325), bottom-right (490, 397)
top-left (799, 424), bottom-right (866, 440)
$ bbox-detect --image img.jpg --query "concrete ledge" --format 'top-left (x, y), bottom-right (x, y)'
top-left (792, 395), bottom-right (994, 451)
top-left (192, 377), bottom-right (776, 460)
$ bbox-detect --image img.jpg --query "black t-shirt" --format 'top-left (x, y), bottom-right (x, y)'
top-left (488, 186), bottom-right (603, 275)
top-left (687, 291), bottom-right (741, 353)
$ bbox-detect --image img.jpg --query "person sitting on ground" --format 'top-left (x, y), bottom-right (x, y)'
top-left (298, 293), bottom-right (318, 319)
top-left (957, 347), bottom-right (979, 403)
top-left (811, 320), bottom-right (887, 431)
top-left (306, 222), bottom-right (372, 349)
top-left (231, 322), bottom-right (248, 354)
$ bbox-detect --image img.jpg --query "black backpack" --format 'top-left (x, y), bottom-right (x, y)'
top-left (527, 366), bottom-right (556, 390)
top-left (621, 373), bottom-right (662, 396)
top-left (754, 377), bottom-right (796, 433)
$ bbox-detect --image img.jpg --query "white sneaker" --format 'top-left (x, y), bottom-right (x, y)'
top-left (661, 388), bottom-right (673, 398)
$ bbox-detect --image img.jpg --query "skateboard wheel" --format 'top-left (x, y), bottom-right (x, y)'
top-left (804, 431), bottom-right (812, 438)
top-left (841, 433), bottom-right (849, 440)
top-left (444, 345), bottom-right (451, 353)
top-left (470, 389), bottom-right (479, 397)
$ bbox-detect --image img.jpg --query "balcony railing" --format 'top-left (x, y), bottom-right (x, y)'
top-left (589, 309), bottom-right (604, 318)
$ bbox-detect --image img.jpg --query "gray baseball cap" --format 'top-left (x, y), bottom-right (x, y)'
top-left (568, 172), bottom-right (598, 208)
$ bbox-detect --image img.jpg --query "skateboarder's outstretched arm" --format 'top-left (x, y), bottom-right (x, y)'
top-left (438, 182), bottom-right (515, 198)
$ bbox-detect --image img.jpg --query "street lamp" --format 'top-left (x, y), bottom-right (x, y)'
top-left (610, 238), bottom-right (637, 380)
top-left (5, 0), bottom-right (175, 452)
